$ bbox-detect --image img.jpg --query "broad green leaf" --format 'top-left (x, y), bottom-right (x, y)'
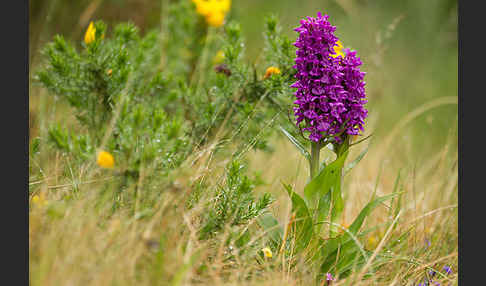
top-left (257, 212), bottom-right (283, 245)
top-left (315, 191), bottom-right (331, 234)
top-left (319, 193), bottom-right (401, 265)
top-left (279, 126), bottom-right (310, 163)
top-left (304, 150), bottom-right (349, 208)
top-left (343, 145), bottom-right (369, 175)
top-left (320, 242), bottom-right (368, 277)
top-left (330, 185), bottom-right (344, 236)
top-left (319, 159), bottom-right (327, 173)
top-left (348, 192), bottom-right (402, 234)
top-left (283, 183), bottom-right (313, 253)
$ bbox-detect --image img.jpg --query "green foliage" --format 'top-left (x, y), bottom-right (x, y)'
top-left (31, 3), bottom-right (420, 283)
top-left (263, 14), bottom-right (296, 79)
top-left (271, 132), bottom-right (399, 280)
top-left (198, 161), bottom-right (273, 241)
top-left (283, 183), bottom-right (313, 253)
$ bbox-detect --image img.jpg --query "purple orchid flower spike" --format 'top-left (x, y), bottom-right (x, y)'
top-left (292, 12), bottom-right (367, 143)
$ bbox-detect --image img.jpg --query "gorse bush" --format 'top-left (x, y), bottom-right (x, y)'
top-left (34, 2), bottom-right (294, 195)
top-left (198, 160), bottom-right (273, 241)
top-left (30, 1), bottom-right (454, 285)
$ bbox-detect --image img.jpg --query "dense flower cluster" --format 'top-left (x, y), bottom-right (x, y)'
top-left (291, 12), bottom-right (367, 143)
top-left (192, 0), bottom-right (231, 27)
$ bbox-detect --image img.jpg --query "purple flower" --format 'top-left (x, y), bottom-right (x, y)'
top-left (326, 273), bottom-right (334, 281)
top-left (443, 265), bottom-right (452, 275)
top-left (291, 12), bottom-right (368, 143)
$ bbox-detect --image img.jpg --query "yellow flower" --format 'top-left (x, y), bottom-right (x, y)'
top-left (262, 247), bottom-right (273, 258)
top-left (32, 193), bottom-right (48, 207)
top-left (214, 0), bottom-right (231, 13)
top-left (84, 21), bottom-right (96, 45)
top-left (338, 222), bottom-right (351, 234)
top-left (213, 50), bottom-right (225, 64)
top-left (330, 40), bottom-right (345, 58)
top-left (193, 0), bottom-right (211, 16)
top-left (263, 66), bottom-right (281, 79)
top-left (97, 150), bottom-right (115, 169)
top-left (350, 125), bottom-right (361, 142)
top-left (192, 0), bottom-right (230, 27)
top-left (206, 11), bottom-right (225, 27)
top-left (107, 69), bottom-right (113, 76)
top-left (367, 235), bottom-right (377, 248)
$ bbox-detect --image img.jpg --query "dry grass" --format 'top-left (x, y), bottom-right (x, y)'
top-left (29, 96), bottom-right (458, 285)
top-left (29, 1), bottom-right (457, 284)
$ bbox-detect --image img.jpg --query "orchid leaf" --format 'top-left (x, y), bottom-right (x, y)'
top-left (279, 126), bottom-right (310, 163)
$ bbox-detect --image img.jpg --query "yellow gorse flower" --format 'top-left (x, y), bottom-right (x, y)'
top-left (261, 247), bottom-right (273, 258)
top-left (206, 12), bottom-right (225, 27)
top-left (97, 150), bottom-right (115, 169)
top-left (192, 0), bottom-right (231, 27)
top-left (84, 21), bottom-right (96, 45)
top-left (330, 40), bottom-right (345, 58)
top-left (213, 50), bottom-right (225, 64)
top-left (32, 193), bottom-right (48, 207)
top-left (263, 66), bottom-right (281, 79)
top-left (367, 235), bottom-right (377, 249)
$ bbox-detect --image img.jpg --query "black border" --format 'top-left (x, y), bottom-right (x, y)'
top-left (459, 0), bottom-right (483, 285)
top-left (3, 0), bottom-right (29, 284)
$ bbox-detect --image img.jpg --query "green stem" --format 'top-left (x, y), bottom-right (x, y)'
top-left (310, 141), bottom-right (321, 180)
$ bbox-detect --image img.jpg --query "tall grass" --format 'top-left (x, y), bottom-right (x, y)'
top-left (29, 0), bottom-right (457, 285)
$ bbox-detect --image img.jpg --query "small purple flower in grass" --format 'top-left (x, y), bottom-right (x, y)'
top-left (292, 12), bottom-right (367, 143)
top-left (326, 273), bottom-right (334, 281)
top-left (429, 269), bottom-right (436, 277)
top-left (443, 265), bottom-right (452, 275)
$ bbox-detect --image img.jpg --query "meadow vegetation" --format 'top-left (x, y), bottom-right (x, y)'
top-left (29, 0), bottom-right (457, 285)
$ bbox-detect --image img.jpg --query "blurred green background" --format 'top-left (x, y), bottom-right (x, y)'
top-left (29, 0), bottom-right (457, 159)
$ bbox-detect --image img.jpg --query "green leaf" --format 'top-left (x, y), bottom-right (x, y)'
top-left (315, 191), bottom-right (331, 234)
top-left (349, 133), bottom-right (373, 147)
top-left (235, 229), bottom-right (251, 248)
top-left (283, 183), bottom-right (313, 253)
top-left (279, 126), bottom-right (310, 163)
top-left (319, 192), bottom-right (402, 266)
top-left (304, 150), bottom-right (349, 208)
top-left (343, 145), bottom-right (369, 176)
top-left (320, 239), bottom-right (368, 277)
top-left (388, 169), bottom-right (402, 218)
top-left (48, 126), bottom-right (71, 152)
top-left (330, 185), bottom-right (344, 236)
top-left (348, 192), bottom-right (401, 234)
top-left (257, 212), bottom-right (283, 246)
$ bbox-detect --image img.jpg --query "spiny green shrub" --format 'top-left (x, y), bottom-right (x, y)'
top-left (198, 160), bottom-right (273, 241)
top-left (33, 1), bottom-right (298, 210)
